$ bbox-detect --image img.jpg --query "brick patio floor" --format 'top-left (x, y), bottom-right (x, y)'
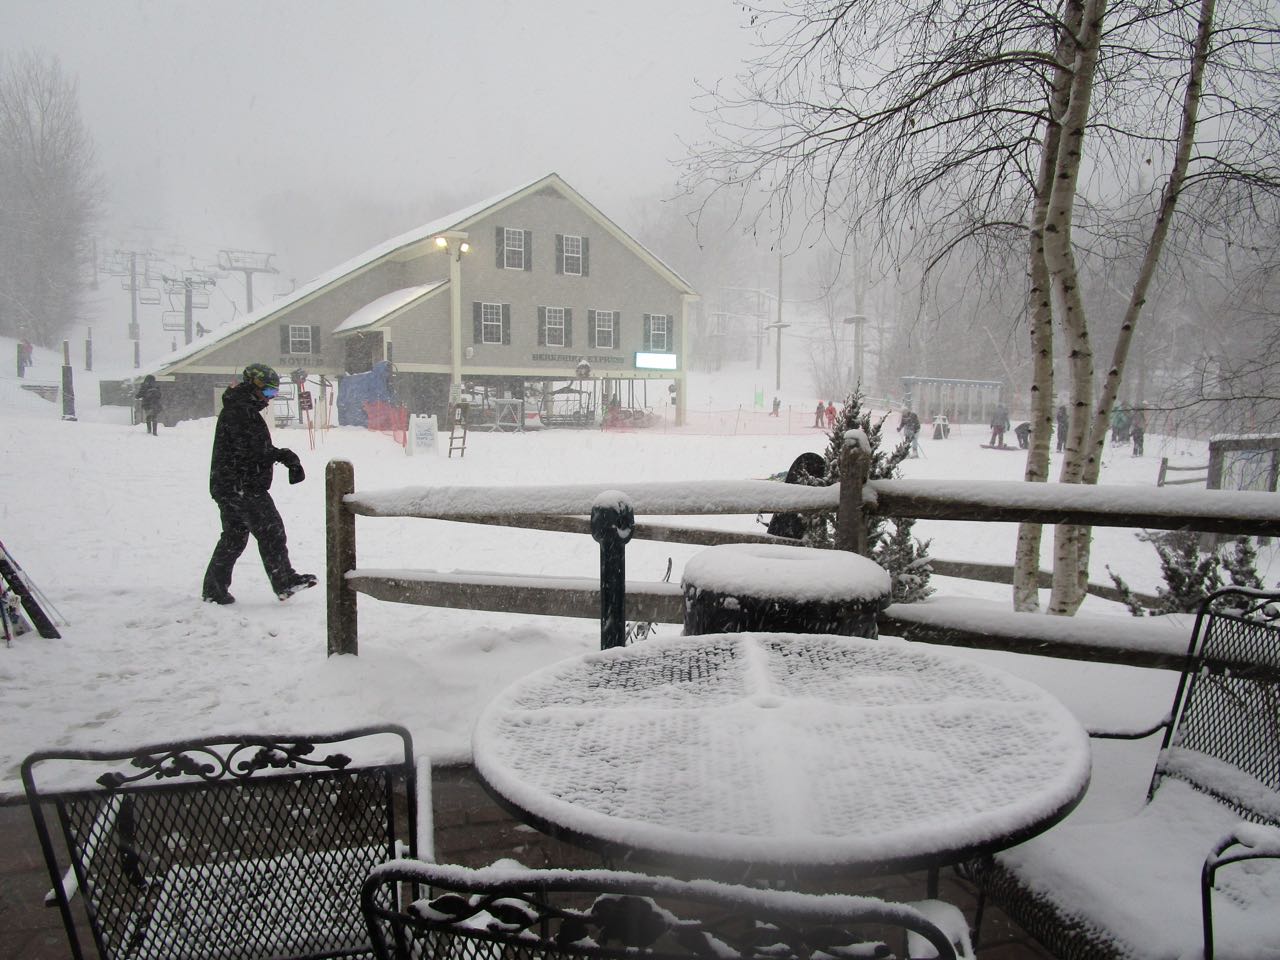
top-left (1, 764), bottom-right (1056, 959)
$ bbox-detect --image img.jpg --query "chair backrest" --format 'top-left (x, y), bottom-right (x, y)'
top-left (361, 859), bottom-right (963, 960)
top-left (1154, 587), bottom-right (1280, 823)
top-left (24, 726), bottom-right (417, 960)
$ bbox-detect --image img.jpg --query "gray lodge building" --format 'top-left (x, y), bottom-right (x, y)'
top-left (146, 173), bottom-right (698, 425)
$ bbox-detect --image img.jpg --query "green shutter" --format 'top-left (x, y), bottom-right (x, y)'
top-left (538, 306), bottom-right (546, 346)
top-left (555, 235), bottom-right (564, 275)
top-left (523, 230), bottom-right (533, 271)
top-left (564, 308), bottom-right (572, 347)
top-left (581, 237), bottom-right (589, 277)
top-left (613, 312), bottom-right (620, 350)
top-left (502, 304), bottom-right (511, 344)
top-left (588, 309), bottom-right (596, 349)
top-left (473, 302), bottom-right (482, 342)
top-left (495, 227), bottom-right (504, 268)
top-left (643, 314), bottom-right (652, 351)
top-left (310, 325), bottom-right (321, 354)
top-left (280, 325), bottom-right (290, 353)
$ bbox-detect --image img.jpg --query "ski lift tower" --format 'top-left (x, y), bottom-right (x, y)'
top-left (217, 250), bottom-right (278, 314)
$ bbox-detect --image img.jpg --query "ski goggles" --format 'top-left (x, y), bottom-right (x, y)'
top-left (262, 386), bottom-right (279, 399)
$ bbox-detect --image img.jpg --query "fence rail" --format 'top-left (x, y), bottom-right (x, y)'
top-left (326, 442), bottom-right (1280, 669)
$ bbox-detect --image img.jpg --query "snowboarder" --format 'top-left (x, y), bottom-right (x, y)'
top-left (898, 408), bottom-right (922, 458)
top-left (1130, 406), bottom-right (1147, 456)
top-left (1056, 404), bottom-right (1068, 452)
top-left (825, 400), bottom-right (837, 428)
top-left (1014, 421), bottom-right (1031, 449)
top-left (135, 374), bottom-right (162, 436)
top-left (201, 363), bottom-right (316, 605)
top-left (813, 401), bottom-right (825, 428)
top-left (989, 404), bottom-right (1011, 447)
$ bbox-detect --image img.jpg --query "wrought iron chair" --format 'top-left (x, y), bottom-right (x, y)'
top-left (361, 859), bottom-right (975, 960)
top-left (24, 725), bottom-right (430, 960)
top-left (965, 586), bottom-right (1280, 960)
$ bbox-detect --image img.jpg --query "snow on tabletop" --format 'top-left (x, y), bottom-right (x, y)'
top-left (681, 543), bottom-right (891, 602)
top-left (996, 778), bottom-right (1280, 960)
top-left (473, 632), bottom-right (1092, 869)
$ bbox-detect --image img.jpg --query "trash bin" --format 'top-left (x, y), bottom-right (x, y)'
top-left (681, 543), bottom-right (892, 639)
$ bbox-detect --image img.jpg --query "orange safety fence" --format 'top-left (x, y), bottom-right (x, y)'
top-left (364, 401), bottom-right (409, 447)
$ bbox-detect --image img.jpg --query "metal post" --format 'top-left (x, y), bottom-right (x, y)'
top-left (84, 328), bottom-right (92, 372)
top-left (326, 459), bottom-right (358, 657)
top-left (60, 340), bottom-right (75, 421)
top-left (15, 343), bottom-right (23, 379)
top-left (184, 281), bottom-right (193, 345)
top-left (591, 495), bottom-right (634, 650)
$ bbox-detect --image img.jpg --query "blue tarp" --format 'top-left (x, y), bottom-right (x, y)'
top-left (336, 361), bottom-right (394, 427)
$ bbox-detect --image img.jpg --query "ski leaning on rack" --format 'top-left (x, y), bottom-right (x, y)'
top-left (0, 541), bottom-right (60, 639)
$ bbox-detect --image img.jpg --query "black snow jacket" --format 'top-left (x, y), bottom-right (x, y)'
top-left (209, 381), bottom-right (295, 500)
top-left (136, 379), bottom-right (162, 413)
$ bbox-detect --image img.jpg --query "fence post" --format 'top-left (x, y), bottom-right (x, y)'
top-left (591, 493), bottom-right (634, 650)
top-left (327, 459), bottom-right (358, 657)
top-left (835, 438), bottom-right (869, 556)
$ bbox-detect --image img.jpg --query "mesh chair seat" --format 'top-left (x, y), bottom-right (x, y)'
top-left (966, 588), bottom-right (1280, 960)
top-left (361, 859), bottom-right (975, 960)
top-left (24, 727), bottom-right (426, 960)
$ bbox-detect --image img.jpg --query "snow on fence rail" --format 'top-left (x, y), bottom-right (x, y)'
top-left (325, 442), bottom-right (1280, 671)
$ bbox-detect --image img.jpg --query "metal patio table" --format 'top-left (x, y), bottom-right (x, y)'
top-left (473, 631), bottom-right (1091, 884)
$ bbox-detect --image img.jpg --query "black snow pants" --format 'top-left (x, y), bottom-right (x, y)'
top-left (202, 492), bottom-right (294, 597)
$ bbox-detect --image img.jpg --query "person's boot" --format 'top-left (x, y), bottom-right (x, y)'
top-left (202, 591), bottom-right (236, 605)
top-left (277, 573), bottom-right (318, 601)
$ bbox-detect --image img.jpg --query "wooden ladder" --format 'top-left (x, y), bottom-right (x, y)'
top-left (448, 403), bottom-right (469, 458)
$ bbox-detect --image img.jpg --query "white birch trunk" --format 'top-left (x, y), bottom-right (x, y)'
top-left (1043, 0), bottom-right (1106, 615)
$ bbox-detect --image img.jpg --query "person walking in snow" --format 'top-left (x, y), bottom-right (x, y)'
top-left (202, 363), bottom-right (316, 605)
top-left (135, 374), bottom-right (162, 436)
top-left (898, 408), bottom-right (922, 458)
top-left (770, 396), bottom-right (781, 417)
top-left (989, 404), bottom-right (1011, 447)
top-left (1130, 406), bottom-right (1147, 456)
top-left (1056, 404), bottom-right (1068, 452)
top-left (813, 401), bottom-right (825, 428)
top-left (825, 400), bottom-right (837, 428)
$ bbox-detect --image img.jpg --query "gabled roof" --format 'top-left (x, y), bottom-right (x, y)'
top-left (332, 283), bottom-right (447, 336)
top-left (150, 173), bottom-right (696, 377)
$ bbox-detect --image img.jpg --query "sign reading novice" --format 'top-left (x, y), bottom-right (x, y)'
top-left (407, 414), bottom-right (438, 455)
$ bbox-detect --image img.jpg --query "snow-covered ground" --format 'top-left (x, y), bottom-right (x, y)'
top-left (1, 340), bottom-right (1275, 828)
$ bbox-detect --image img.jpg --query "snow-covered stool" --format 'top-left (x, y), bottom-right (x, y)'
top-left (681, 542), bottom-right (892, 638)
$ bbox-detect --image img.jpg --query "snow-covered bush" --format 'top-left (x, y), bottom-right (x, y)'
top-left (775, 389), bottom-right (934, 603)
top-left (1107, 532), bottom-right (1264, 616)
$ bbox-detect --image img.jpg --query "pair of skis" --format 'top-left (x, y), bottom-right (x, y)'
top-left (0, 541), bottom-right (62, 643)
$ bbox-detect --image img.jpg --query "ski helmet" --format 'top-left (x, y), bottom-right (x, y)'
top-left (242, 363), bottom-right (281, 391)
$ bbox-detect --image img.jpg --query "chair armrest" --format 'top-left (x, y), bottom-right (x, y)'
top-left (1086, 713), bottom-right (1171, 740)
top-left (906, 899), bottom-right (975, 960)
top-left (414, 756), bottom-right (434, 862)
top-left (1201, 823), bottom-right (1280, 960)
top-left (42, 793), bottom-right (124, 907)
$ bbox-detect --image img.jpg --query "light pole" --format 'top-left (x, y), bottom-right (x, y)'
top-left (767, 321), bottom-right (790, 392)
top-left (432, 231), bottom-right (471, 389)
top-left (842, 315), bottom-right (867, 391)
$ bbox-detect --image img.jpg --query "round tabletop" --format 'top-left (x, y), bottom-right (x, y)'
top-left (473, 632), bottom-right (1091, 878)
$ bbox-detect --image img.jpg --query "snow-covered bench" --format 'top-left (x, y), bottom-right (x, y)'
top-left (964, 587), bottom-right (1280, 960)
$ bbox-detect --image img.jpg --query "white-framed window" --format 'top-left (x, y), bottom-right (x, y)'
top-left (649, 314), bottom-right (669, 351)
top-left (482, 302), bottom-right (504, 344)
top-left (504, 228), bottom-right (525, 270)
top-left (545, 307), bottom-right (566, 347)
top-left (562, 235), bottom-right (582, 275)
top-left (594, 310), bottom-right (615, 349)
top-left (288, 324), bottom-right (313, 353)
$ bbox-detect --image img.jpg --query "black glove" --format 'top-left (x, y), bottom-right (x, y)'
top-left (288, 463), bottom-right (305, 485)
top-left (277, 448), bottom-right (300, 469)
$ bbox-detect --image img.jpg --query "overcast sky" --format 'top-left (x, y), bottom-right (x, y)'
top-left (1, 0), bottom-right (759, 281)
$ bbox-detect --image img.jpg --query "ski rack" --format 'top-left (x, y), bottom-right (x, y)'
top-left (0, 542), bottom-right (61, 639)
